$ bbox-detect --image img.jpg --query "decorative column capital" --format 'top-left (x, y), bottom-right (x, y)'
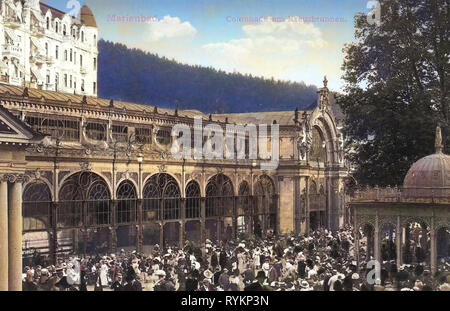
top-left (1, 173), bottom-right (30, 184)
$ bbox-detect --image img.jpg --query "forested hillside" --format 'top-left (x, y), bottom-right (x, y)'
top-left (98, 40), bottom-right (318, 113)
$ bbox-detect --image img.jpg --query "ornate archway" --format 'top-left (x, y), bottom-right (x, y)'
top-left (58, 172), bottom-right (111, 255)
top-left (185, 180), bottom-right (201, 246)
top-left (143, 173), bottom-right (181, 221)
top-left (237, 181), bottom-right (252, 234)
top-left (254, 175), bottom-right (276, 236)
top-left (205, 174), bottom-right (234, 242)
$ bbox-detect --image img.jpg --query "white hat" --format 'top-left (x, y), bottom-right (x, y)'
top-left (300, 280), bottom-right (309, 288)
top-left (155, 270), bottom-right (166, 277)
top-left (352, 273), bottom-right (360, 280)
top-left (203, 269), bottom-right (214, 279)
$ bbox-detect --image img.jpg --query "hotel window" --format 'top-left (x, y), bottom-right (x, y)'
top-left (55, 46), bottom-right (59, 59)
top-left (74, 52), bottom-right (76, 64)
top-left (63, 25), bottom-right (67, 36)
top-left (80, 55), bottom-right (83, 67)
top-left (45, 43), bottom-right (48, 57)
top-left (64, 50), bottom-right (67, 61)
top-left (46, 71), bottom-right (50, 84)
top-left (70, 49), bottom-right (72, 62)
top-left (64, 74), bottom-right (67, 87)
top-left (56, 22), bottom-right (59, 33)
top-left (93, 82), bottom-right (96, 94)
top-left (46, 17), bottom-right (50, 30)
top-left (81, 31), bottom-right (84, 42)
top-left (74, 77), bottom-right (76, 91)
top-left (94, 35), bottom-right (97, 43)
top-left (81, 79), bottom-right (85, 92)
top-left (93, 57), bottom-right (97, 70)
top-left (70, 75), bottom-right (72, 88)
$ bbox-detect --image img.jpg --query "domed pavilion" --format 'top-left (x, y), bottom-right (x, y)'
top-left (350, 126), bottom-right (450, 276)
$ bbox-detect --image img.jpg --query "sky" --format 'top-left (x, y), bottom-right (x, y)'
top-left (43, 0), bottom-right (372, 91)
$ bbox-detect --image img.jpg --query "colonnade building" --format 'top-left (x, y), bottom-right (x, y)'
top-left (0, 76), bottom-right (348, 290)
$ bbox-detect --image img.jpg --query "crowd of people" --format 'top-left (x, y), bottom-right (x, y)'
top-left (22, 227), bottom-right (450, 291)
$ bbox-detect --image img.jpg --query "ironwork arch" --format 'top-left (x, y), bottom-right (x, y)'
top-left (23, 181), bottom-right (52, 231)
top-left (206, 174), bottom-right (234, 217)
top-left (143, 173), bottom-right (181, 221)
top-left (186, 180), bottom-right (201, 219)
top-left (59, 171), bottom-right (111, 201)
top-left (238, 181), bottom-right (251, 216)
top-left (116, 180), bottom-right (137, 224)
top-left (58, 172), bottom-right (111, 228)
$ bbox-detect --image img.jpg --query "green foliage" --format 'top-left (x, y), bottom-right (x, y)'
top-left (337, 0), bottom-right (449, 187)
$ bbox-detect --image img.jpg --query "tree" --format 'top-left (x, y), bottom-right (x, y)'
top-left (337, 0), bottom-right (449, 187)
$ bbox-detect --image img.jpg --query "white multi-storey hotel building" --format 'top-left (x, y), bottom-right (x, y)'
top-left (0, 0), bottom-right (98, 96)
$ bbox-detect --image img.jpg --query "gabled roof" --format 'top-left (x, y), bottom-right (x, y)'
top-left (0, 104), bottom-right (45, 146)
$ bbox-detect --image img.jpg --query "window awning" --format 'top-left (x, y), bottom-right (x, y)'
top-left (4, 29), bottom-right (17, 42)
top-left (30, 67), bottom-right (43, 82)
top-left (6, 2), bottom-right (22, 21)
top-left (30, 37), bottom-right (43, 51)
top-left (31, 9), bottom-right (45, 24)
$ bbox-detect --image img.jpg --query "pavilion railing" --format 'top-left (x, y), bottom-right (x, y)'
top-left (352, 187), bottom-right (450, 203)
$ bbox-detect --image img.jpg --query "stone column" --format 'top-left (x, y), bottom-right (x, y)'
top-left (137, 199), bottom-right (143, 253)
top-left (353, 208), bottom-right (360, 272)
top-left (179, 198), bottom-right (186, 249)
top-left (8, 181), bottom-right (23, 291)
top-left (232, 196), bottom-right (238, 239)
top-left (430, 218), bottom-right (437, 277)
top-left (160, 222), bottom-right (164, 250)
top-left (0, 180), bottom-right (8, 291)
top-left (200, 198), bottom-right (206, 256)
top-left (374, 214), bottom-right (381, 264)
top-left (305, 177), bottom-right (310, 235)
top-left (396, 216), bottom-right (402, 269)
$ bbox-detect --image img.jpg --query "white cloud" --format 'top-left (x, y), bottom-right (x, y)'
top-left (148, 15), bottom-right (197, 42)
top-left (200, 17), bottom-right (335, 86)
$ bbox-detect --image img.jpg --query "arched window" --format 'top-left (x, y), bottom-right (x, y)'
top-left (58, 172), bottom-right (111, 228)
top-left (237, 181), bottom-right (251, 233)
top-left (81, 31), bottom-right (84, 42)
top-left (206, 174), bottom-right (234, 217)
top-left (55, 22), bottom-right (59, 33)
top-left (143, 174), bottom-right (180, 221)
top-left (254, 175), bottom-right (276, 233)
top-left (63, 24), bottom-right (67, 36)
top-left (23, 181), bottom-right (52, 231)
top-left (116, 181), bottom-right (137, 224)
top-left (310, 127), bottom-right (327, 163)
top-left (186, 180), bottom-right (201, 219)
top-left (46, 17), bottom-right (50, 30)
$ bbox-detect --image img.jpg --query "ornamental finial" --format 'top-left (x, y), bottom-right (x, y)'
top-left (323, 75), bottom-right (328, 88)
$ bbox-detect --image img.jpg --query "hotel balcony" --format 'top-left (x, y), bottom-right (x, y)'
top-left (45, 83), bottom-right (55, 91)
top-left (9, 76), bottom-right (22, 86)
top-left (31, 25), bottom-right (45, 38)
top-left (2, 44), bottom-right (22, 59)
top-left (3, 16), bottom-right (21, 29)
top-left (31, 54), bottom-right (46, 65)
